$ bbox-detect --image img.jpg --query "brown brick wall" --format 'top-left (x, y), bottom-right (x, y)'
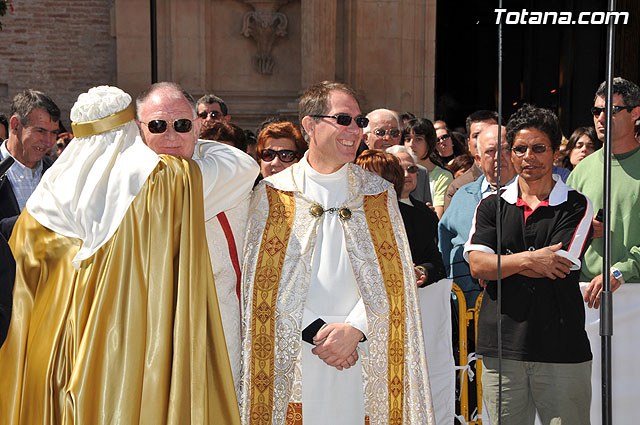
top-left (0, 0), bottom-right (116, 129)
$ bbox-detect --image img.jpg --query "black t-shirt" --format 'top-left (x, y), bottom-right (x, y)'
top-left (466, 178), bottom-right (593, 363)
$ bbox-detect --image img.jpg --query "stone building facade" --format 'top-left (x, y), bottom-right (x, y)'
top-left (0, 0), bottom-right (436, 131)
top-left (0, 0), bottom-right (117, 129)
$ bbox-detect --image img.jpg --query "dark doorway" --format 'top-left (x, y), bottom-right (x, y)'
top-left (435, 0), bottom-right (639, 136)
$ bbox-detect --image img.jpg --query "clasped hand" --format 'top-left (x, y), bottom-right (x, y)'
top-left (311, 323), bottom-right (363, 371)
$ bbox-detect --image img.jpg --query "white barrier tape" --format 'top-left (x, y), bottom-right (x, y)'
top-left (455, 414), bottom-right (469, 425)
top-left (466, 352), bottom-right (483, 381)
top-left (470, 407), bottom-right (479, 421)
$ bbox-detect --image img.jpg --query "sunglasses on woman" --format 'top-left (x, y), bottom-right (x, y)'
top-left (437, 134), bottom-right (451, 143)
top-left (260, 149), bottom-right (301, 163)
top-left (140, 119), bottom-right (193, 134)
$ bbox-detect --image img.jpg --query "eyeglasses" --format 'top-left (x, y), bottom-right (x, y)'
top-left (140, 119), bottom-right (193, 134)
top-left (437, 134), bottom-right (451, 143)
top-left (404, 165), bottom-right (418, 174)
top-left (310, 114), bottom-right (369, 128)
top-left (590, 105), bottom-right (634, 116)
top-left (373, 128), bottom-right (401, 138)
top-left (511, 144), bottom-right (550, 157)
top-left (260, 148), bottom-right (301, 163)
top-left (198, 111), bottom-right (222, 120)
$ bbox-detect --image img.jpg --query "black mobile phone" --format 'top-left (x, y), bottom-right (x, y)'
top-left (301, 318), bottom-right (326, 345)
top-left (595, 208), bottom-right (604, 222)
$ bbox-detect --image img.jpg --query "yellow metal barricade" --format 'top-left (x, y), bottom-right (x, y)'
top-left (452, 283), bottom-right (484, 425)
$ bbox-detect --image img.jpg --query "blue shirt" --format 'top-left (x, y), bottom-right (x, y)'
top-left (1, 141), bottom-right (44, 212)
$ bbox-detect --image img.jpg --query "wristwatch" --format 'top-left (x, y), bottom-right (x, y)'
top-left (611, 267), bottom-right (624, 284)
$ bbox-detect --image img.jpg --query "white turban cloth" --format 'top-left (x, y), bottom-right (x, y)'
top-left (28, 86), bottom-right (159, 268)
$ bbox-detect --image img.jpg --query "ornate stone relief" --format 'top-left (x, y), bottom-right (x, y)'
top-left (240, 0), bottom-right (292, 75)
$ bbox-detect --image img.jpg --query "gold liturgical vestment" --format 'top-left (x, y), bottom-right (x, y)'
top-left (0, 157), bottom-right (240, 425)
top-left (239, 162), bottom-right (435, 425)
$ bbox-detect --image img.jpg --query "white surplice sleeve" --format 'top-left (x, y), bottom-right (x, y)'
top-left (193, 140), bottom-right (260, 220)
top-left (345, 298), bottom-right (368, 338)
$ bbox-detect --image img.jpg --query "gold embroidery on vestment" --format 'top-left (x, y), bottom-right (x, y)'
top-left (363, 192), bottom-right (406, 425)
top-left (249, 185), bottom-right (296, 424)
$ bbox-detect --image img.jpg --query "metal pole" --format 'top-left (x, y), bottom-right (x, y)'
top-left (150, 0), bottom-right (158, 83)
top-left (600, 1), bottom-right (615, 424)
top-left (496, 1), bottom-right (504, 423)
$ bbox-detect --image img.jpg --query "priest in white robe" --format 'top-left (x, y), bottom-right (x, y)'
top-left (239, 81), bottom-right (434, 425)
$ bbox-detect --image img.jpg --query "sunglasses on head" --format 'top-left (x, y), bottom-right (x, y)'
top-left (141, 119), bottom-right (193, 134)
top-left (511, 144), bottom-right (550, 157)
top-left (310, 114), bottom-right (369, 128)
top-left (373, 128), bottom-right (401, 138)
top-left (198, 111), bottom-right (222, 119)
top-left (260, 148), bottom-right (301, 163)
top-left (590, 105), bottom-right (634, 117)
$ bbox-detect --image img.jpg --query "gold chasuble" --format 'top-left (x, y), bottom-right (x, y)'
top-left (239, 162), bottom-right (435, 425)
top-left (0, 157), bottom-right (240, 425)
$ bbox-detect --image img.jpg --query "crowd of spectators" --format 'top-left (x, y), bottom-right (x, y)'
top-left (0, 76), bottom-right (639, 425)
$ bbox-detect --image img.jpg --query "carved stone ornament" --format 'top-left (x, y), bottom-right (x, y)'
top-left (241, 2), bottom-right (290, 75)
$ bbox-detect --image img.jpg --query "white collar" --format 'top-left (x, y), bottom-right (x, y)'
top-left (501, 174), bottom-right (570, 206)
top-left (1, 140), bottom-right (43, 177)
top-left (480, 174), bottom-right (516, 194)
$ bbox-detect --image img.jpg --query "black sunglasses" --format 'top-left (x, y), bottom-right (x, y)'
top-left (437, 134), bottom-right (451, 143)
top-left (373, 128), bottom-right (401, 138)
top-left (590, 105), bottom-right (634, 116)
top-left (512, 144), bottom-right (550, 157)
top-left (404, 165), bottom-right (418, 174)
top-left (260, 149), bottom-right (301, 163)
top-left (310, 114), bottom-right (369, 128)
top-left (198, 111), bottom-right (222, 119)
top-left (141, 119), bottom-right (193, 134)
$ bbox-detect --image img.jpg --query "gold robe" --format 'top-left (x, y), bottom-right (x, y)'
top-left (0, 157), bottom-right (240, 425)
top-left (239, 162), bottom-right (435, 425)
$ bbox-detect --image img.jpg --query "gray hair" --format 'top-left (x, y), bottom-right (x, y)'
top-left (476, 124), bottom-right (504, 155)
top-left (136, 82), bottom-right (197, 120)
top-left (10, 89), bottom-right (60, 129)
top-left (364, 109), bottom-right (401, 134)
top-left (386, 144), bottom-right (417, 164)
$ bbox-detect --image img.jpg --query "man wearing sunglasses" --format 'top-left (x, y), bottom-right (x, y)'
top-left (363, 108), bottom-right (402, 150)
top-left (137, 82), bottom-right (259, 390)
top-left (197, 93), bottom-right (231, 123)
top-left (567, 77), bottom-right (640, 309)
top-left (365, 108), bottom-right (433, 206)
top-left (0, 86), bottom-right (241, 424)
top-left (466, 105), bottom-right (593, 425)
top-left (240, 81), bottom-right (434, 425)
